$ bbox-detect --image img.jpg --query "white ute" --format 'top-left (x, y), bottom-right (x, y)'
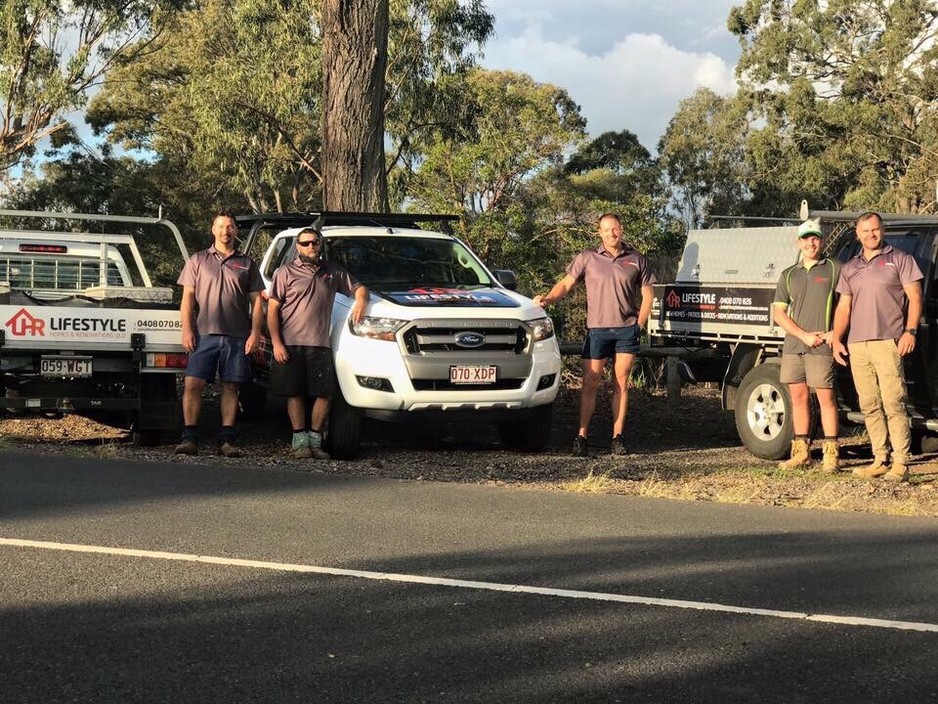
top-left (240, 212), bottom-right (562, 459)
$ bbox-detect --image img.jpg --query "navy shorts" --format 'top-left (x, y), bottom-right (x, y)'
top-left (185, 334), bottom-right (251, 383)
top-left (582, 325), bottom-right (641, 359)
top-left (270, 346), bottom-right (337, 398)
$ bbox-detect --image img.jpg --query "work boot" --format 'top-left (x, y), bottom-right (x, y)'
top-left (610, 434), bottom-right (627, 456)
top-left (291, 432), bottom-right (312, 459)
top-left (821, 441), bottom-right (840, 473)
top-left (778, 438), bottom-right (811, 470)
top-left (853, 457), bottom-right (889, 479)
top-left (174, 438), bottom-right (198, 455)
top-left (571, 435), bottom-right (589, 458)
top-left (306, 431), bottom-right (330, 460)
top-left (218, 440), bottom-right (242, 458)
top-left (883, 463), bottom-right (910, 483)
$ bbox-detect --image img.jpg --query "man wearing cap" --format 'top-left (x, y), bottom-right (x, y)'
top-left (772, 218), bottom-right (841, 471)
top-left (533, 213), bottom-right (656, 458)
top-left (175, 211), bottom-right (265, 457)
top-left (267, 227), bottom-right (369, 459)
top-left (832, 211), bottom-right (923, 482)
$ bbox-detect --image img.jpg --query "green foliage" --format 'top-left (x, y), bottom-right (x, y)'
top-left (87, 0), bottom-right (323, 214)
top-left (727, 0), bottom-right (938, 213)
top-left (0, 0), bottom-right (184, 170)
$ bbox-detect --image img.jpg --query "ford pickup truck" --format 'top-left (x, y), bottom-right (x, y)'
top-left (240, 212), bottom-right (562, 459)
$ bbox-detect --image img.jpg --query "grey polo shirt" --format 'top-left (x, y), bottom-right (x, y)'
top-left (836, 245), bottom-right (923, 343)
top-left (566, 245), bottom-right (656, 328)
top-left (269, 258), bottom-right (360, 347)
top-left (773, 258), bottom-right (839, 355)
top-left (177, 248), bottom-right (264, 337)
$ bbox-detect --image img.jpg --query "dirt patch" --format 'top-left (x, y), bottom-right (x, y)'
top-left (2, 385), bottom-right (936, 517)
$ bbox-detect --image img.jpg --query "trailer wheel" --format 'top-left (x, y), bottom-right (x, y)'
top-left (325, 393), bottom-right (362, 460)
top-left (498, 403), bottom-right (553, 452)
top-left (734, 363), bottom-right (792, 460)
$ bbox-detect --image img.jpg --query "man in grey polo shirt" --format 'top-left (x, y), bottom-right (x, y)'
top-left (267, 227), bottom-right (369, 459)
top-left (832, 211), bottom-right (923, 482)
top-left (175, 211), bottom-right (265, 457)
top-left (772, 218), bottom-right (840, 472)
top-left (534, 213), bottom-right (656, 457)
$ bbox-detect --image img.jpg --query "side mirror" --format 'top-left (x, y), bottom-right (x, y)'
top-left (493, 269), bottom-right (517, 290)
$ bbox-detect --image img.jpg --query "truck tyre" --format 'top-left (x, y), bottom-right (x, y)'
top-left (326, 393), bottom-right (362, 460)
top-left (132, 427), bottom-right (160, 447)
top-left (498, 403), bottom-right (553, 452)
top-left (734, 363), bottom-right (792, 460)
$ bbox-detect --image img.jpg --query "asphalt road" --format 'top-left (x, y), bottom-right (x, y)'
top-left (1, 450), bottom-right (937, 703)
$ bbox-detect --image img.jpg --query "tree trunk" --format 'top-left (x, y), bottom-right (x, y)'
top-left (321, 0), bottom-right (389, 212)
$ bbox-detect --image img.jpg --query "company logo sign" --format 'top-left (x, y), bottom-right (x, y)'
top-left (454, 331), bottom-right (486, 348)
top-left (666, 290), bottom-right (681, 309)
top-left (5, 308), bottom-right (45, 337)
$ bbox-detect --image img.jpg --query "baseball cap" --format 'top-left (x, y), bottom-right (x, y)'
top-left (797, 218), bottom-right (823, 238)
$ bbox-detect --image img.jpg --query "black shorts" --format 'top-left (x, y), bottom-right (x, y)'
top-left (269, 346), bottom-right (337, 398)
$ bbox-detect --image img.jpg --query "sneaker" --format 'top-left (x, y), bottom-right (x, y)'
top-left (853, 457), bottom-right (888, 478)
top-left (309, 447), bottom-right (331, 460)
top-left (218, 440), bottom-right (242, 458)
top-left (610, 434), bottom-right (627, 456)
top-left (174, 438), bottom-right (198, 455)
top-left (572, 435), bottom-right (589, 457)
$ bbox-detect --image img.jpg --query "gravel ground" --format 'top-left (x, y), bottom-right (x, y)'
top-left (1, 385), bottom-right (936, 517)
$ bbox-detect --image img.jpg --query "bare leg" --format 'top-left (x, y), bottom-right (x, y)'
top-left (219, 382), bottom-right (240, 427)
top-left (578, 358), bottom-right (606, 437)
top-left (311, 396), bottom-right (332, 432)
top-left (610, 353), bottom-right (636, 436)
top-left (286, 396), bottom-right (307, 429)
top-left (788, 382), bottom-right (810, 436)
top-left (182, 376), bottom-right (206, 426)
top-left (815, 387), bottom-right (839, 438)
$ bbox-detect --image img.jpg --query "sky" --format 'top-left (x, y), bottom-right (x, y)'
top-left (478, 0), bottom-right (742, 152)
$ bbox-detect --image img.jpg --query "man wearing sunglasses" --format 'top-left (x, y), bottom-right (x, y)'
top-left (267, 226), bottom-right (369, 459)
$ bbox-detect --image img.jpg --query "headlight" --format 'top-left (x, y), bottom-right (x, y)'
top-left (527, 316), bottom-right (555, 341)
top-left (349, 316), bottom-right (407, 341)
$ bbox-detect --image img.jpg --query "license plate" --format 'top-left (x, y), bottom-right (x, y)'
top-left (449, 365), bottom-right (497, 384)
top-left (40, 356), bottom-right (93, 378)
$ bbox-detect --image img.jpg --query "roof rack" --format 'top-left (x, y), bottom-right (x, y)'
top-left (799, 199), bottom-right (938, 225)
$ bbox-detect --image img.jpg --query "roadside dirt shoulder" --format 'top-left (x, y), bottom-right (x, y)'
top-left (1, 387), bottom-right (936, 517)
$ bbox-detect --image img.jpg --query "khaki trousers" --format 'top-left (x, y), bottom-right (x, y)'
top-left (848, 339), bottom-right (911, 464)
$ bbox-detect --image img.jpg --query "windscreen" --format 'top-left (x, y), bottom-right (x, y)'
top-left (325, 236), bottom-right (494, 290)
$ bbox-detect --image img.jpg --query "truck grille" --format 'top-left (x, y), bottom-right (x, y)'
top-left (402, 322), bottom-right (528, 354)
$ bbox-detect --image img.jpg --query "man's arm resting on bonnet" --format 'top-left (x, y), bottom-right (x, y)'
top-left (350, 285), bottom-right (369, 324)
top-left (533, 274), bottom-right (576, 307)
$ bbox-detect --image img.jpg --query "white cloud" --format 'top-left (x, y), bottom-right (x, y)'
top-left (480, 27), bottom-right (738, 152)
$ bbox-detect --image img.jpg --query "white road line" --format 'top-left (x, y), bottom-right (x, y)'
top-left (3, 537), bottom-right (937, 633)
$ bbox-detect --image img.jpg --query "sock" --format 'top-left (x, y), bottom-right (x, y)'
top-left (292, 431), bottom-right (309, 450)
top-left (181, 425), bottom-right (198, 441)
top-left (308, 429), bottom-right (323, 448)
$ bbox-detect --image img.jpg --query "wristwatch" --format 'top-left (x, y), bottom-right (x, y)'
top-left (904, 328), bottom-right (917, 336)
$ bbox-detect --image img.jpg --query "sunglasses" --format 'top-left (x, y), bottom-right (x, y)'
top-left (297, 238), bottom-right (321, 247)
